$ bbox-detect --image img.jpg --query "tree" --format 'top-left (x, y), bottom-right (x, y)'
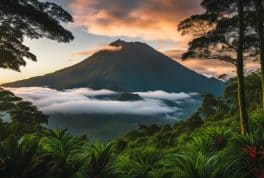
top-left (237, 0), bottom-right (249, 134)
top-left (0, 0), bottom-right (74, 71)
top-left (253, 0), bottom-right (264, 107)
top-left (178, 0), bottom-right (250, 134)
top-left (0, 88), bottom-right (48, 137)
top-left (224, 72), bottom-right (262, 110)
top-left (197, 93), bottom-right (230, 120)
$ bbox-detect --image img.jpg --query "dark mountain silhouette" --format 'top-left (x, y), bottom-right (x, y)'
top-left (3, 40), bottom-right (224, 95)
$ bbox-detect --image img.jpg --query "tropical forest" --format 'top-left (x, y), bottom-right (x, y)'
top-left (0, 0), bottom-right (264, 178)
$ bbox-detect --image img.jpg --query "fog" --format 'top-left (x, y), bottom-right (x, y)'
top-left (7, 87), bottom-right (199, 116)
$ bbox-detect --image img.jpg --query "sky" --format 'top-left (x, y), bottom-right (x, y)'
top-left (0, 0), bottom-right (260, 84)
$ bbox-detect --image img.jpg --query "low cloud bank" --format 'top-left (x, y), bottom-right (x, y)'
top-left (6, 87), bottom-right (199, 116)
top-left (136, 90), bottom-right (198, 101)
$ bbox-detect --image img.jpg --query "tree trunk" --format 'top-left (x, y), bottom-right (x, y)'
top-left (254, 0), bottom-right (264, 108)
top-left (237, 0), bottom-right (249, 135)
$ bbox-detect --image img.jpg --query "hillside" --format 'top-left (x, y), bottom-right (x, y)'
top-left (3, 40), bottom-right (224, 95)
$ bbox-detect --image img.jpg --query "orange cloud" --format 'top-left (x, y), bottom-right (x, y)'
top-left (72, 45), bottom-right (122, 57)
top-left (69, 0), bottom-right (202, 46)
top-left (163, 49), bottom-right (260, 78)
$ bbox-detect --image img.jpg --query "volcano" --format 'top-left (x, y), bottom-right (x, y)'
top-left (3, 40), bottom-right (224, 95)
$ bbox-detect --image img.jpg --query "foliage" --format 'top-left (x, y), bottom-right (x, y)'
top-left (0, 134), bottom-right (51, 178)
top-left (1, 0), bottom-right (263, 177)
top-left (220, 129), bottom-right (264, 178)
top-left (178, 0), bottom-right (257, 63)
top-left (0, 88), bottom-right (48, 138)
top-left (112, 146), bottom-right (168, 178)
top-left (0, 0), bottom-right (74, 71)
top-left (224, 72), bottom-right (262, 110)
top-left (168, 151), bottom-right (219, 178)
top-left (70, 142), bottom-right (113, 178)
top-left (0, 71), bottom-right (264, 178)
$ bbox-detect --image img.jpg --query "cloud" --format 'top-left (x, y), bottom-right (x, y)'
top-left (71, 45), bottom-right (123, 57)
top-left (6, 87), bottom-right (198, 116)
top-left (163, 49), bottom-right (185, 59)
top-left (65, 88), bottom-right (116, 96)
top-left (41, 99), bottom-right (176, 115)
top-left (136, 90), bottom-right (198, 101)
top-left (163, 49), bottom-right (260, 78)
top-left (69, 0), bottom-right (202, 44)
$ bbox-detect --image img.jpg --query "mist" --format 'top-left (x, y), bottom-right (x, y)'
top-left (6, 87), bottom-right (200, 117)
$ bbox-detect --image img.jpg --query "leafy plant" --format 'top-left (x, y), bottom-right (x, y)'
top-left (221, 129), bottom-right (264, 178)
top-left (112, 146), bottom-right (167, 178)
top-left (168, 151), bottom-right (219, 178)
top-left (39, 129), bottom-right (84, 178)
top-left (0, 134), bottom-right (51, 178)
top-left (71, 142), bottom-right (113, 178)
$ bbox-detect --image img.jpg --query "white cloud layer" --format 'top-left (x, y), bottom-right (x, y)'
top-left (6, 87), bottom-right (199, 116)
top-left (136, 90), bottom-right (198, 101)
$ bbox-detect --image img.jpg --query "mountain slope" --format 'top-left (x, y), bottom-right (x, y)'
top-left (3, 40), bottom-right (224, 95)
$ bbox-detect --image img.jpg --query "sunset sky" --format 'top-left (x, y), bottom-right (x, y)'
top-left (0, 0), bottom-right (259, 84)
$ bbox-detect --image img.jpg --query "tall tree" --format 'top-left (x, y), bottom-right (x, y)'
top-left (237, 0), bottom-right (249, 134)
top-left (253, 0), bottom-right (264, 107)
top-left (0, 0), bottom-right (74, 72)
top-left (178, 0), bottom-right (250, 134)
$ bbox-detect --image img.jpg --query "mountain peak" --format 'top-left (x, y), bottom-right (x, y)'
top-left (109, 39), bottom-right (126, 47)
top-left (109, 39), bottom-right (149, 48)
